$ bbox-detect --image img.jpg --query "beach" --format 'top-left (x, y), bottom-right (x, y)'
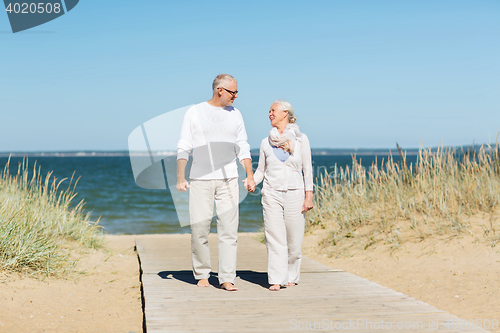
top-left (3, 0), bottom-right (498, 330)
top-left (1, 230), bottom-right (498, 333)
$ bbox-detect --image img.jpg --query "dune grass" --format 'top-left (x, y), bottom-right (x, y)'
top-left (308, 140), bottom-right (500, 257)
top-left (0, 157), bottom-right (103, 277)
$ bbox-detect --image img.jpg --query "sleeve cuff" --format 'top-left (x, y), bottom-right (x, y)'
top-left (177, 150), bottom-right (190, 160)
top-left (238, 151), bottom-right (252, 162)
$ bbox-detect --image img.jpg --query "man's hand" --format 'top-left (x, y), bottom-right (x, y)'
top-left (302, 191), bottom-right (313, 212)
top-left (177, 178), bottom-right (190, 192)
top-left (177, 159), bottom-right (189, 192)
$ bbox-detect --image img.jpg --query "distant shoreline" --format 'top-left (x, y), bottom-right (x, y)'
top-left (0, 144), bottom-right (493, 158)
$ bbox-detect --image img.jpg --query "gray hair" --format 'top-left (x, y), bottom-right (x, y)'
top-left (212, 74), bottom-right (237, 92)
top-left (272, 99), bottom-right (297, 123)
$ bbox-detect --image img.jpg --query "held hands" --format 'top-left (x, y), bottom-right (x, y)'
top-left (243, 177), bottom-right (256, 193)
top-left (177, 178), bottom-right (190, 192)
top-left (241, 159), bottom-right (256, 193)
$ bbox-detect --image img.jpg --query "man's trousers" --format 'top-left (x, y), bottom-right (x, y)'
top-left (262, 188), bottom-right (305, 285)
top-left (189, 178), bottom-right (239, 285)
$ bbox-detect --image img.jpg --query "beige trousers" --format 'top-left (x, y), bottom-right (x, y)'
top-left (189, 178), bottom-right (239, 285)
top-left (261, 188), bottom-right (305, 285)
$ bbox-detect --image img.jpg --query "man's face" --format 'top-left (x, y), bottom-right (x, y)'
top-left (219, 80), bottom-right (238, 107)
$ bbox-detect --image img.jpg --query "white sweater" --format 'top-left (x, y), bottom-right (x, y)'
top-left (177, 102), bottom-right (251, 180)
top-left (254, 134), bottom-right (313, 191)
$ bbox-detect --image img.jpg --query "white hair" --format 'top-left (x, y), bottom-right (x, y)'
top-left (212, 74), bottom-right (237, 92)
top-left (272, 99), bottom-right (297, 123)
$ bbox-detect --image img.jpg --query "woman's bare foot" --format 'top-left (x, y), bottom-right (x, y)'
top-left (221, 282), bottom-right (238, 291)
top-left (197, 279), bottom-right (209, 287)
top-left (287, 282), bottom-right (296, 286)
top-left (269, 284), bottom-right (281, 291)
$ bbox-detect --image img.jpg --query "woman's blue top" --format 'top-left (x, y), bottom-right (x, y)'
top-left (272, 145), bottom-right (290, 162)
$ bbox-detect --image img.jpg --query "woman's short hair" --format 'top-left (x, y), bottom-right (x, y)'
top-left (212, 74), bottom-right (237, 92)
top-left (272, 99), bottom-right (297, 123)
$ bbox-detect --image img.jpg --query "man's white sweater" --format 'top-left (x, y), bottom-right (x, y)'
top-left (177, 102), bottom-right (251, 180)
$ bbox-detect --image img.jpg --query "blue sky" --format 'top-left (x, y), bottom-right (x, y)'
top-left (1, 0), bottom-right (499, 151)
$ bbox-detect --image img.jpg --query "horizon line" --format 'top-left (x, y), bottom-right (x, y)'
top-left (0, 143), bottom-right (495, 158)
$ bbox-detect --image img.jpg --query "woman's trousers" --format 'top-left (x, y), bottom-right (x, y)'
top-left (261, 188), bottom-right (305, 285)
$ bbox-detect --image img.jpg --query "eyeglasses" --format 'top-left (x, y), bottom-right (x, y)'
top-left (220, 87), bottom-right (238, 96)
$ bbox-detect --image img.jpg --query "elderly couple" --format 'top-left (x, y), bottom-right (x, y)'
top-left (176, 74), bottom-right (313, 292)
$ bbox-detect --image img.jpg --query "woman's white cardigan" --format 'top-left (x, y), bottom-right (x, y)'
top-left (254, 134), bottom-right (313, 191)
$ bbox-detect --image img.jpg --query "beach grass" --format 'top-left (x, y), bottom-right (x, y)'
top-left (308, 138), bottom-right (500, 257)
top-left (0, 157), bottom-right (103, 277)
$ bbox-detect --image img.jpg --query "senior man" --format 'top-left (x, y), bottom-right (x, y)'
top-left (176, 74), bottom-right (255, 291)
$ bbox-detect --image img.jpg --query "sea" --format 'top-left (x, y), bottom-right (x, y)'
top-left (0, 150), bottom-right (416, 235)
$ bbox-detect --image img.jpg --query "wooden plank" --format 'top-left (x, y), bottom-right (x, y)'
top-left (136, 233), bottom-right (487, 333)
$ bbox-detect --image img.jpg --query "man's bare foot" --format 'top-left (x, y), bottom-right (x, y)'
top-left (287, 282), bottom-right (296, 286)
top-left (197, 279), bottom-right (209, 287)
top-left (221, 282), bottom-right (238, 291)
top-left (269, 284), bottom-right (281, 291)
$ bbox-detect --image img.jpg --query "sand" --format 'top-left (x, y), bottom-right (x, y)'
top-left (0, 231), bottom-right (498, 332)
top-left (0, 235), bottom-right (143, 333)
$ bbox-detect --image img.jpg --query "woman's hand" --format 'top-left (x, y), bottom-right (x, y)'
top-left (243, 178), bottom-right (256, 193)
top-left (302, 191), bottom-right (313, 212)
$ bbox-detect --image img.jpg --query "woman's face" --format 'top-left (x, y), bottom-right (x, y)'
top-left (269, 103), bottom-right (288, 127)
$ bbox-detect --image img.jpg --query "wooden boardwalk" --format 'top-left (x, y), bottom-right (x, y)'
top-left (136, 233), bottom-right (486, 333)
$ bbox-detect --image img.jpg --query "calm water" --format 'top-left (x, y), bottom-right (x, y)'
top-left (0, 153), bottom-right (413, 234)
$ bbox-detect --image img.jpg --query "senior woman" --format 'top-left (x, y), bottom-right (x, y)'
top-left (251, 100), bottom-right (313, 291)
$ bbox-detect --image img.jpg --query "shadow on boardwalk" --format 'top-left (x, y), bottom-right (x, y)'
top-left (158, 270), bottom-right (269, 289)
